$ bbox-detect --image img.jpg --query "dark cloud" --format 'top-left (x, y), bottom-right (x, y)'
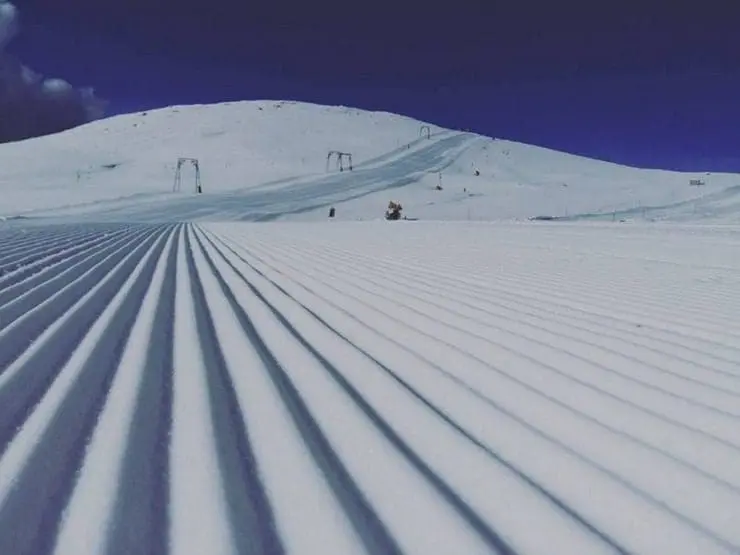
top-left (0, 1), bottom-right (106, 143)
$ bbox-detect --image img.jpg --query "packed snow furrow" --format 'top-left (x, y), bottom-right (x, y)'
top-left (0, 227), bottom-right (96, 263)
top-left (205, 228), bottom-right (740, 554)
top-left (221, 242), bottom-right (737, 483)
top-left (0, 226), bottom-right (119, 252)
top-left (258, 239), bottom-right (740, 399)
top-left (176, 227), bottom-right (285, 555)
top-left (210, 224), bottom-right (740, 380)
top-left (246, 228), bottom-right (736, 432)
top-left (0, 228), bottom-right (105, 271)
top-left (198, 229), bottom-right (466, 554)
top-left (0, 227), bottom-right (154, 332)
top-left (0, 229), bottom-right (57, 252)
top-left (247, 237), bottom-right (740, 548)
top-left (290, 237), bottom-right (740, 355)
top-left (0, 227), bottom-right (168, 456)
top-left (241, 239), bottom-right (740, 448)
top-left (511, 237), bottom-right (740, 273)
top-left (0, 227), bottom-right (134, 296)
top-left (0, 226), bottom-right (163, 371)
top-left (200, 229), bottom-right (630, 555)
top-left (0, 233), bottom-right (111, 285)
top-left (195, 227), bottom-right (519, 555)
top-left (188, 229), bottom-right (369, 555)
top-left (416, 279), bottom-right (740, 381)
top-left (1, 220), bottom-right (737, 555)
top-left (0, 226), bottom-right (171, 555)
top-left (289, 227), bottom-right (740, 339)
top-left (237, 238), bottom-right (740, 490)
top-left (54, 225), bottom-right (181, 555)
top-left (307, 220), bottom-right (739, 300)
top-left (169, 230), bottom-right (236, 555)
top-left (304, 240), bottom-right (740, 374)
top-left (443, 261), bottom-right (740, 345)
top-left (0, 229), bottom-right (145, 306)
top-left (350, 256), bottom-right (740, 384)
top-left (103, 225), bottom-right (180, 555)
top-left (283, 245), bottom-right (740, 416)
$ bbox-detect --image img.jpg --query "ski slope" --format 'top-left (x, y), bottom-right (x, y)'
top-left (29, 130), bottom-right (475, 224)
top-left (1, 100), bottom-right (739, 223)
top-left (0, 220), bottom-right (738, 554)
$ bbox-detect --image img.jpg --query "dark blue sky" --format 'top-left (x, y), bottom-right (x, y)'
top-left (8, 0), bottom-right (740, 170)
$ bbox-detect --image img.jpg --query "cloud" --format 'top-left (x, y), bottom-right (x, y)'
top-left (0, 1), bottom-right (107, 143)
top-left (0, 1), bottom-right (18, 47)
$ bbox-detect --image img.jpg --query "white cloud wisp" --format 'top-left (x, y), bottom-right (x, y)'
top-left (0, 1), bottom-right (107, 143)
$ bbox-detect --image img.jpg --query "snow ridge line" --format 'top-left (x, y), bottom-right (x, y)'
top-left (312, 244), bottom-right (740, 383)
top-left (193, 225), bottom-right (519, 554)
top-left (190, 226), bottom-right (402, 555)
top-left (0, 226), bottom-right (154, 333)
top-left (0, 224), bottom-right (173, 554)
top-left (0, 227), bottom-right (134, 297)
top-left (199, 227), bottom-right (632, 554)
top-left (0, 221), bottom-right (737, 555)
top-left (177, 228), bottom-right (285, 555)
top-left (235, 236), bottom-right (740, 452)
top-left (0, 225), bottom-right (162, 371)
top-left (294, 229), bottom-right (740, 337)
top-left (212, 228), bottom-right (740, 552)
top-left (279, 235), bottom-right (740, 352)
top-left (204, 223), bottom-right (740, 555)
top-left (236, 236), bottom-right (740, 489)
top-left (0, 227), bottom-right (100, 268)
top-left (251, 238), bottom-right (740, 403)
top-left (102, 224), bottom-right (180, 555)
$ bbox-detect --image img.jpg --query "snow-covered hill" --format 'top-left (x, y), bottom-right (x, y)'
top-left (0, 100), bottom-right (738, 222)
top-left (0, 101), bottom-right (440, 215)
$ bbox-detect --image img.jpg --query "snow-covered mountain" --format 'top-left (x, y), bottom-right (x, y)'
top-left (0, 100), bottom-right (738, 222)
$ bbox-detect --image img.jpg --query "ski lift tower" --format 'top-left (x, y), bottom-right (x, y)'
top-left (173, 157), bottom-right (202, 193)
top-left (326, 150), bottom-right (353, 172)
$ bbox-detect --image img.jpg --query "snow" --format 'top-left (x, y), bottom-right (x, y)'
top-left (0, 220), bottom-right (738, 554)
top-left (205, 230), bottom-right (618, 554)
top-left (0, 100), bottom-right (739, 554)
top-left (0, 99), bottom-right (737, 223)
top-left (189, 226), bottom-right (362, 554)
top-left (169, 229), bottom-right (235, 555)
top-left (53, 229), bottom-right (176, 555)
top-left (0, 100), bottom-right (444, 216)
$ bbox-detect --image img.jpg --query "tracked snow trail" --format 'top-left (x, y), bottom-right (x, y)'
top-left (32, 132), bottom-right (475, 224)
top-left (0, 220), bottom-right (738, 554)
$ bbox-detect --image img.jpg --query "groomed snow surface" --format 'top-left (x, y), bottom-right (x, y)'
top-left (0, 220), bottom-right (738, 554)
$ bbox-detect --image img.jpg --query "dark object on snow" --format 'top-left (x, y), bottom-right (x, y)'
top-left (326, 151), bottom-right (353, 172)
top-left (174, 157), bottom-right (202, 193)
top-left (385, 201), bottom-right (403, 220)
top-left (474, 169), bottom-right (480, 176)
top-left (329, 207), bottom-right (336, 218)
